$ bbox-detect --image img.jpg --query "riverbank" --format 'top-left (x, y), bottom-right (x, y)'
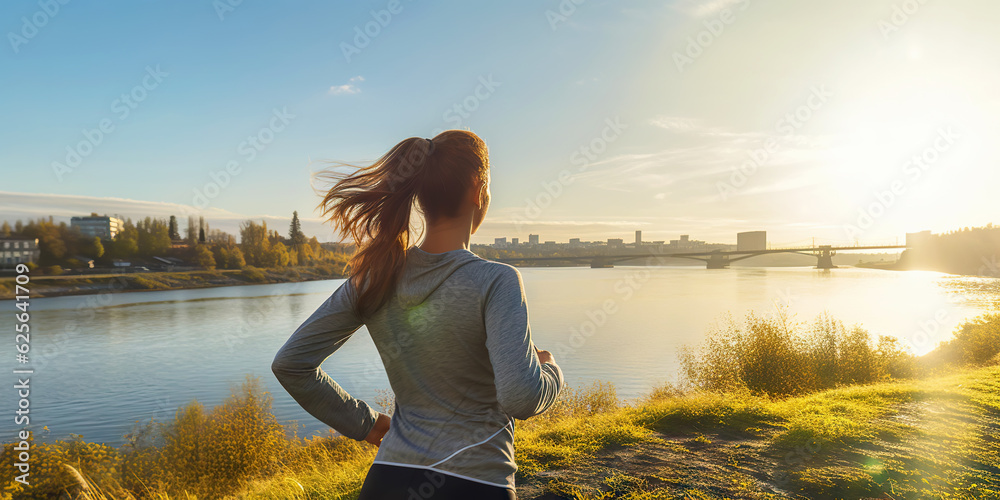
top-left (855, 260), bottom-right (904, 271)
top-left (13, 364), bottom-right (995, 499)
top-left (3, 311), bottom-right (997, 499)
top-left (0, 264), bottom-right (347, 300)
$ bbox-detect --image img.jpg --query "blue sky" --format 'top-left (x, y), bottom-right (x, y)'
top-left (2, 0), bottom-right (997, 245)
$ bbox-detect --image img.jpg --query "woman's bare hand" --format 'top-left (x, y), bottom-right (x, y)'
top-left (364, 412), bottom-right (391, 447)
top-left (535, 347), bottom-right (554, 365)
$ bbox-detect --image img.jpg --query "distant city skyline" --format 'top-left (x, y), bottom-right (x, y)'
top-left (0, 190), bottom-right (947, 249)
top-left (3, 1), bottom-right (998, 246)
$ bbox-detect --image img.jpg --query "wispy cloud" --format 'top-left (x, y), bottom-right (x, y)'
top-left (570, 116), bottom-right (832, 193)
top-left (736, 176), bottom-right (820, 197)
top-left (0, 191), bottom-right (240, 220)
top-left (649, 115), bottom-right (702, 132)
top-left (648, 115), bottom-right (766, 140)
top-left (672, 0), bottom-right (747, 18)
top-left (329, 75), bottom-right (364, 95)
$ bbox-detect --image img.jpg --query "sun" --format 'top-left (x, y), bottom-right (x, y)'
top-left (818, 65), bottom-right (986, 236)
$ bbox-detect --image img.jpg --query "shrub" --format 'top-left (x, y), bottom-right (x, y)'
top-left (876, 335), bottom-right (918, 379)
top-left (313, 262), bottom-right (337, 277)
top-left (119, 375), bottom-right (289, 498)
top-left (932, 313), bottom-right (1000, 366)
top-left (129, 275), bottom-right (160, 289)
top-left (680, 310), bottom-right (918, 397)
top-left (679, 311), bottom-right (810, 396)
top-left (241, 266), bottom-right (267, 283)
top-left (215, 245), bottom-right (247, 269)
top-left (193, 244), bottom-right (216, 270)
top-left (0, 375), bottom-right (344, 499)
top-left (43, 265), bottom-right (63, 275)
top-left (0, 435), bottom-right (122, 499)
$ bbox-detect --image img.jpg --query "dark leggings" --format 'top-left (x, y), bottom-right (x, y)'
top-left (357, 463), bottom-right (516, 500)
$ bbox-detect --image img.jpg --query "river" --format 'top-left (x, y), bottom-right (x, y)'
top-left (1, 265), bottom-right (994, 446)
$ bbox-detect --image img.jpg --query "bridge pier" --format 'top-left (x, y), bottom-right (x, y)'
top-left (815, 246), bottom-right (837, 269)
top-left (706, 254), bottom-right (730, 269)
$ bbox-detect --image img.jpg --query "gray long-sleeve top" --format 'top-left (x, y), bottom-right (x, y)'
top-left (271, 247), bottom-right (565, 490)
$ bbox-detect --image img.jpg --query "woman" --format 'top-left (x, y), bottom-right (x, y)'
top-left (271, 130), bottom-right (565, 499)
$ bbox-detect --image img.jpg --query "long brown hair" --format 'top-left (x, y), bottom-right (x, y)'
top-left (313, 130), bottom-right (489, 318)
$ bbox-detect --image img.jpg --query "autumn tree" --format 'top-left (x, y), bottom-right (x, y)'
top-left (239, 220), bottom-right (271, 267)
top-left (193, 244), bottom-right (216, 270)
top-left (214, 245), bottom-right (246, 269)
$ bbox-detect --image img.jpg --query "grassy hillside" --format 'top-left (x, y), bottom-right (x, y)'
top-left (513, 366), bottom-right (1000, 499)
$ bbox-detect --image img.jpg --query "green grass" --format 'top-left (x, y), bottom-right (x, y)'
top-left (513, 365), bottom-right (1000, 499)
top-left (769, 368), bottom-right (1000, 499)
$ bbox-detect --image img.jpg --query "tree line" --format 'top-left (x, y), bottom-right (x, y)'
top-left (0, 211), bottom-right (349, 274)
top-left (900, 224), bottom-right (1000, 276)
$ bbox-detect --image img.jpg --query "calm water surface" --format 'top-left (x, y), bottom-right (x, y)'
top-left (1, 265), bottom-right (994, 446)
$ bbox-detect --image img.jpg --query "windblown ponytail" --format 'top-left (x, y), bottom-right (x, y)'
top-left (313, 130), bottom-right (489, 318)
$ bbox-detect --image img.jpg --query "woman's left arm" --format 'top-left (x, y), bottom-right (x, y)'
top-left (271, 279), bottom-right (380, 442)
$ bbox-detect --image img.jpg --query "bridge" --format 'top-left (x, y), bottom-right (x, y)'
top-left (496, 245), bottom-right (908, 270)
